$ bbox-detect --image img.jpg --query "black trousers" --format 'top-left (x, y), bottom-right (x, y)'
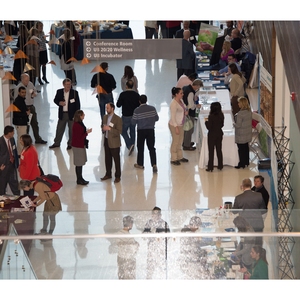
top-left (237, 143), bottom-right (250, 167)
top-left (137, 129), bottom-right (156, 167)
top-left (207, 134), bottom-right (223, 170)
top-left (104, 138), bottom-right (121, 178)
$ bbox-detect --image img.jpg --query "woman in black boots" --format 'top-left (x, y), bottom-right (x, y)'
top-left (71, 110), bottom-right (92, 185)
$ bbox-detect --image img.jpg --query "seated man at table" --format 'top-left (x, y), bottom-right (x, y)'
top-left (227, 28), bottom-right (242, 53)
top-left (217, 54), bottom-right (241, 75)
top-left (216, 54), bottom-right (241, 85)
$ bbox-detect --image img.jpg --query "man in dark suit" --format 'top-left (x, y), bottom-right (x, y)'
top-left (233, 178), bottom-right (266, 245)
top-left (176, 30), bottom-right (196, 80)
top-left (0, 125), bottom-right (20, 195)
top-left (49, 78), bottom-right (81, 150)
top-left (101, 102), bottom-right (122, 183)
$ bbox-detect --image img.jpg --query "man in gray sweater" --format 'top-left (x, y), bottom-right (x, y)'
top-left (131, 94), bottom-right (159, 173)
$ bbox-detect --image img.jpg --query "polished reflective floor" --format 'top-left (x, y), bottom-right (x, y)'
top-left (4, 21), bottom-right (271, 280)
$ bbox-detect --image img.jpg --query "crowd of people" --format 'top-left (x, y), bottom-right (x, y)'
top-left (0, 20), bottom-right (272, 279)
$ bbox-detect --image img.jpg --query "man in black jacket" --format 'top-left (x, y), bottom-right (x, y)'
top-left (251, 175), bottom-right (270, 221)
top-left (13, 86), bottom-right (29, 154)
top-left (49, 78), bottom-right (81, 150)
top-left (91, 62), bottom-right (116, 120)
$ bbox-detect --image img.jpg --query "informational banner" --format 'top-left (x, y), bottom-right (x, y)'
top-left (260, 65), bottom-right (273, 126)
top-left (83, 39), bottom-right (182, 60)
top-left (197, 23), bottom-right (220, 55)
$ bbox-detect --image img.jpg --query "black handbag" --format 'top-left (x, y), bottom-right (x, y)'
top-left (84, 139), bottom-right (89, 149)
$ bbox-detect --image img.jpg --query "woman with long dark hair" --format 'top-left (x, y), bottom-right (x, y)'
top-left (19, 134), bottom-right (41, 196)
top-left (168, 87), bottom-right (188, 165)
top-left (241, 245), bottom-right (269, 279)
top-left (205, 102), bottom-right (224, 171)
top-left (71, 110), bottom-right (92, 185)
top-left (121, 65), bottom-right (138, 92)
top-left (228, 63), bottom-right (246, 115)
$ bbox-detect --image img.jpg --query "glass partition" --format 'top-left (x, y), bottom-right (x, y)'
top-left (1, 209), bottom-right (299, 279)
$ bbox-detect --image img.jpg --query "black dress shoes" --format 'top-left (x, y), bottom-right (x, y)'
top-left (49, 144), bottom-right (59, 149)
top-left (67, 145), bottom-right (72, 150)
top-left (36, 140), bottom-right (47, 144)
top-left (101, 175), bottom-right (112, 181)
top-left (234, 165), bottom-right (245, 169)
top-left (42, 77), bottom-right (49, 84)
top-left (77, 179), bottom-right (89, 185)
top-left (206, 169), bottom-right (213, 172)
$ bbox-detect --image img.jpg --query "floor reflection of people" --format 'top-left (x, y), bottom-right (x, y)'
top-left (111, 216), bottom-right (139, 279)
top-left (143, 206), bottom-right (170, 279)
top-left (179, 216), bottom-right (210, 279)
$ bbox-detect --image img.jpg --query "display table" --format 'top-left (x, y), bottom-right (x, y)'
top-left (196, 113), bottom-right (239, 169)
top-left (198, 89), bottom-right (232, 114)
top-left (0, 196), bottom-right (36, 255)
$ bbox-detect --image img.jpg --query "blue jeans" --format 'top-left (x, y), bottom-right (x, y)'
top-left (98, 93), bottom-right (113, 120)
top-left (121, 116), bottom-right (136, 150)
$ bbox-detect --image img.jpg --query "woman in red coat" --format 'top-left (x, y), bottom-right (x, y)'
top-left (19, 134), bottom-right (41, 196)
top-left (71, 110), bottom-right (92, 185)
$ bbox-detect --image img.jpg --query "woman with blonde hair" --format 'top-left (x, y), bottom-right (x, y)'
top-left (233, 96), bottom-right (252, 169)
top-left (220, 40), bottom-right (234, 63)
top-left (229, 63), bottom-right (247, 115)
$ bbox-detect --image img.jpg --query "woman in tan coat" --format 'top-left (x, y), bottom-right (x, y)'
top-left (20, 179), bottom-right (62, 235)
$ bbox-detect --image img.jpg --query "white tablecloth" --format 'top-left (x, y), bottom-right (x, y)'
top-left (197, 113), bottom-right (239, 169)
top-left (198, 89), bottom-right (231, 114)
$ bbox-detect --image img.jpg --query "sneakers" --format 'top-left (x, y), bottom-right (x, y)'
top-left (128, 144), bottom-right (134, 156)
top-left (134, 164), bottom-right (144, 169)
top-left (152, 165), bottom-right (158, 173)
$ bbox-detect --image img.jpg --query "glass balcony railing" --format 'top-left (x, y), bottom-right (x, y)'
top-left (1, 209), bottom-right (299, 279)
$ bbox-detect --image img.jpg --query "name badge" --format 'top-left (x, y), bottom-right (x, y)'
top-left (190, 36), bottom-right (194, 40)
top-left (12, 145), bottom-right (16, 150)
top-left (109, 122), bottom-right (114, 127)
top-left (21, 155), bottom-right (24, 160)
top-left (70, 98), bottom-right (75, 103)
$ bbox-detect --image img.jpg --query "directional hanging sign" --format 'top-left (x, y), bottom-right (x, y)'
top-left (83, 39), bottom-right (182, 60)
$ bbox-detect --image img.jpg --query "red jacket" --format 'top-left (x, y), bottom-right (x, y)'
top-left (71, 121), bottom-right (87, 148)
top-left (19, 146), bottom-right (40, 180)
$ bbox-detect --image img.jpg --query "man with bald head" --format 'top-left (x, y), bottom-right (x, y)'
top-left (233, 178), bottom-right (266, 244)
top-left (176, 30), bottom-right (196, 80)
top-left (175, 21), bottom-right (197, 45)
